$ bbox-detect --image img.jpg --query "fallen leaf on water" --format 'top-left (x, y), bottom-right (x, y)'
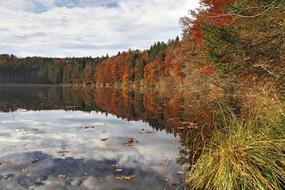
top-left (115, 175), bottom-right (135, 180)
top-left (123, 138), bottom-right (139, 146)
top-left (58, 150), bottom-right (70, 154)
top-left (57, 150), bottom-right (70, 156)
top-left (81, 126), bottom-right (96, 129)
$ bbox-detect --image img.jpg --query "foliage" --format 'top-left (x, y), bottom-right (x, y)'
top-left (0, 55), bottom-right (105, 84)
top-left (201, 24), bottom-right (242, 78)
top-left (0, 0), bottom-right (283, 92)
top-left (128, 51), bottom-right (146, 81)
top-left (181, 0), bottom-right (285, 90)
top-left (187, 102), bottom-right (285, 190)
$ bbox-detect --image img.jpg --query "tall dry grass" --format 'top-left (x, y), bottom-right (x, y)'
top-left (187, 100), bottom-right (285, 190)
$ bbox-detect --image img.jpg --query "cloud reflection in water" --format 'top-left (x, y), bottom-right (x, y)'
top-left (0, 110), bottom-right (185, 189)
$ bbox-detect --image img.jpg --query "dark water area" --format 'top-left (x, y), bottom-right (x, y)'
top-left (0, 85), bottom-right (216, 190)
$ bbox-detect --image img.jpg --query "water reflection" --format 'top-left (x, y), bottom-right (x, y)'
top-left (0, 87), bottom-right (209, 190)
top-left (0, 110), bottom-right (184, 189)
top-left (1, 151), bottom-right (182, 190)
top-left (0, 85), bottom-right (218, 189)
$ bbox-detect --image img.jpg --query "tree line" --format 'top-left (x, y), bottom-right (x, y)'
top-left (0, 55), bottom-right (108, 84)
top-left (0, 37), bottom-right (179, 85)
top-left (0, 0), bottom-right (283, 92)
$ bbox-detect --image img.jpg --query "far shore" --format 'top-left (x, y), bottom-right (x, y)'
top-left (0, 83), bottom-right (74, 87)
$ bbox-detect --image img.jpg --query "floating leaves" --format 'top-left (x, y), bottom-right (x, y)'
top-left (115, 175), bottom-right (136, 181)
top-left (80, 125), bottom-right (96, 129)
top-left (32, 159), bottom-right (39, 164)
top-left (112, 164), bottom-right (135, 181)
top-left (123, 138), bottom-right (139, 147)
top-left (57, 150), bottom-right (70, 156)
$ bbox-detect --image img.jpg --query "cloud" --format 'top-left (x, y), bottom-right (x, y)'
top-left (0, 0), bottom-right (200, 57)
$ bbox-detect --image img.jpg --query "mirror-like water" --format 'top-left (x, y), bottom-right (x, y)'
top-left (1, 85), bottom-right (212, 190)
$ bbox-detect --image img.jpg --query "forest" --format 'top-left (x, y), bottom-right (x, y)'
top-left (0, 0), bottom-right (284, 95)
top-left (1, 0), bottom-right (284, 95)
top-left (0, 38), bottom-right (179, 86)
top-left (0, 55), bottom-right (108, 84)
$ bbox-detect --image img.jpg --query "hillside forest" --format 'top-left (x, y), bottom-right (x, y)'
top-left (0, 0), bottom-right (283, 96)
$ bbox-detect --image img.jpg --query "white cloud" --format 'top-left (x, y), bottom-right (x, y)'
top-left (0, 0), bottom-right (200, 57)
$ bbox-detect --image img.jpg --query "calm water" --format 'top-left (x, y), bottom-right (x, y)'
top-left (0, 85), bottom-right (213, 190)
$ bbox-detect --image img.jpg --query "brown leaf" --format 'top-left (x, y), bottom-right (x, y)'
top-left (115, 175), bottom-right (135, 180)
top-left (124, 138), bottom-right (139, 146)
top-left (81, 126), bottom-right (96, 129)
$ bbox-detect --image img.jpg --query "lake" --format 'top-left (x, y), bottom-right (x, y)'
top-left (0, 85), bottom-right (216, 190)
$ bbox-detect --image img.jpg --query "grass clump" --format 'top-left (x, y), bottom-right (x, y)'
top-left (187, 102), bottom-right (285, 190)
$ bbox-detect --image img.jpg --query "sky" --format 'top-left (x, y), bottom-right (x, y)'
top-left (0, 0), bottom-right (200, 57)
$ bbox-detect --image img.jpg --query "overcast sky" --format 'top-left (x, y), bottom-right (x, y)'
top-left (0, 0), bottom-right (200, 57)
